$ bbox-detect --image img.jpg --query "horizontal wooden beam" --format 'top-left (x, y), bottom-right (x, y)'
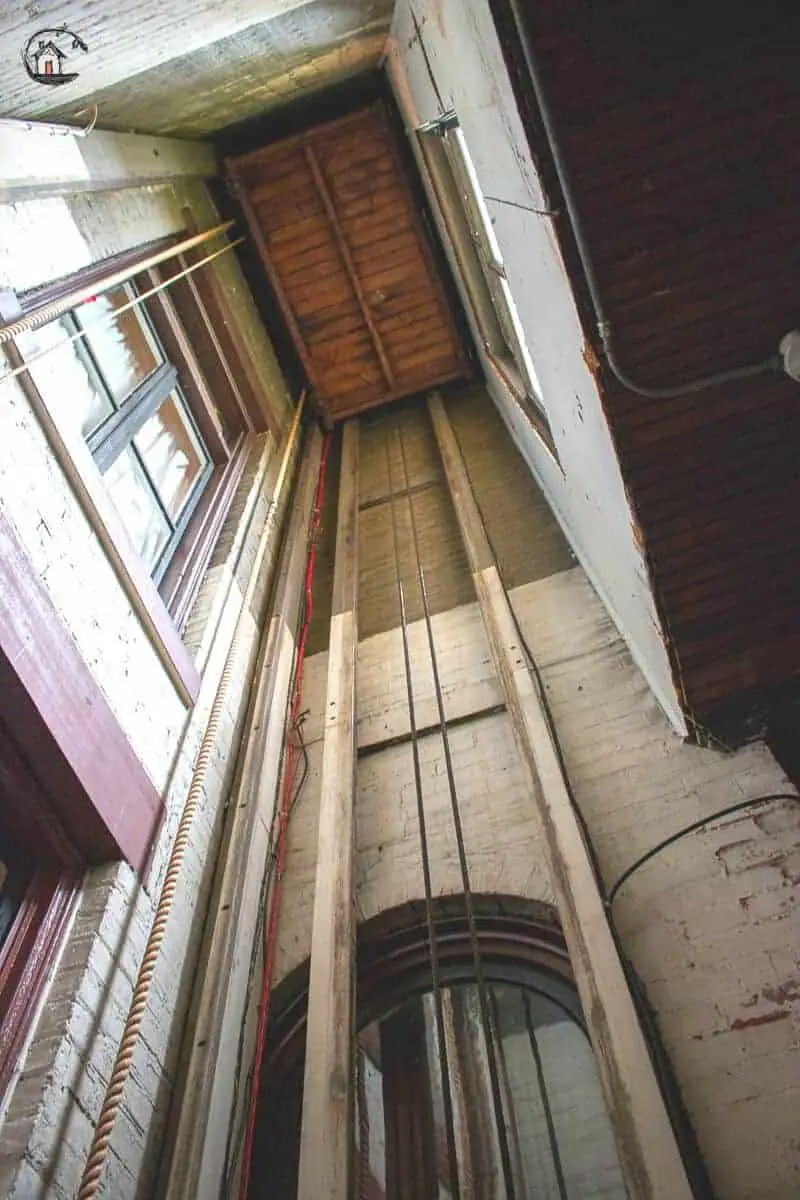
top-left (0, 125), bottom-right (215, 203)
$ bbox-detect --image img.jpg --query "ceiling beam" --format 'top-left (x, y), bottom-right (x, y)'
top-left (0, 0), bottom-right (319, 119)
top-left (303, 143), bottom-right (396, 391)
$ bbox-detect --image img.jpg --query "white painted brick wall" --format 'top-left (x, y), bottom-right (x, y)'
top-left (274, 564), bottom-right (798, 1198)
top-left (509, 568), bottom-right (800, 1200)
top-left (0, 427), bottom-right (282, 1198)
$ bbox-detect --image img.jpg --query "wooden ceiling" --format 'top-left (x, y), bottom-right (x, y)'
top-left (226, 104), bottom-right (471, 423)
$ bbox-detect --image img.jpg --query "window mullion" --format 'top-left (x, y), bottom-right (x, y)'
top-left (89, 362), bottom-right (178, 472)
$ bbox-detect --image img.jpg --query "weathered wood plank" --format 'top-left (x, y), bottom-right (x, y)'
top-left (428, 392), bottom-right (693, 1200)
top-left (298, 421), bottom-right (359, 1200)
top-left (304, 144), bottom-right (395, 391)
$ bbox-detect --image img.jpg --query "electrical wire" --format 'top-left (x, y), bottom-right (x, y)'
top-left (236, 430), bottom-right (332, 1200)
top-left (607, 792), bottom-right (800, 908)
top-left (385, 428), bottom-right (462, 1198)
top-left (396, 426), bottom-right (518, 1200)
top-left (504, 0), bottom-right (782, 401)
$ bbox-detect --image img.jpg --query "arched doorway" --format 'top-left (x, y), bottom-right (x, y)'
top-left (249, 896), bottom-right (627, 1198)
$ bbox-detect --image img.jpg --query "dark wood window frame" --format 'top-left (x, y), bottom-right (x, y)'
top-left (0, 510), bottom-right (167, 1101)
top-left (5, 225), bottom-right (268, 700)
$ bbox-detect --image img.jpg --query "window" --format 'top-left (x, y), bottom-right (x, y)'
top-left (19, 286), bottom-right (213, 584)
top-left (418, 117), bottom-right (556, 456)
top-left (7, 230), bottom-right (266, 660)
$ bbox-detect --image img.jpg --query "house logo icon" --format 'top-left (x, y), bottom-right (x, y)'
top-left (23, 25), bottom-right (88, 86)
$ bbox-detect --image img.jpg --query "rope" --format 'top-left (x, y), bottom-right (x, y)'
top-left (0, 222), bottom-right (234, 346)
top-left (76, 394), bottom-right (306, 1200)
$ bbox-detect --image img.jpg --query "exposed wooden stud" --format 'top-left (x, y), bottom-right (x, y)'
top-left (304, 144), bottom-right (395, 391)
top-left (427, 391), bottom-right (694, 1200)
top-left (163, 430), bottom-right (322, 1200)
top-left (298, 420), bottom-right (360, 1200)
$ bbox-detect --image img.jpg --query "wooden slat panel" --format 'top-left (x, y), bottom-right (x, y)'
top-left (304, 143), bottom-right (395, 389)
top-left (225, 103), bottom-right (469, 420)
top-left (267, 213), bottom-right (332, 248)
top-left (350, 230), bottom-right (421, 274)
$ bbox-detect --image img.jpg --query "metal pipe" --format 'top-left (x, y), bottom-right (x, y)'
top-left (0, 237), bottom-right (244, 386)
top-left (0, 107), bottom-right (98, 138)
top-left (396, 428), bottom-right (518, 1199)
top-left (384, 430), bottom-right (462, 1199)
top-left (504, 0), bottom-right (781, 399)
top-left (0, 221), bottom-right (235, 346)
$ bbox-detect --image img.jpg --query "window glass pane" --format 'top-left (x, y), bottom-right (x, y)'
top-left (351, 982), bottom-right (627, 1200)
top-left (103, 446), bottom-right (171, 571)
top-left (74, 287), bottom-right (162, 402)
top-left (16, 321), bottom-right (114, 438)
top-left (133, 392), bottom-right (209, 523)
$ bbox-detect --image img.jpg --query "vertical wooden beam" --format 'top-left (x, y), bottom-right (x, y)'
top-left (298, 420), bottom-right (360, 1200)
top-left (162, 430), bottom-right (322, 1200)
top-left (303, 144), bottom-right (396, 390)
top-left (427, 392), bottom-right (693, 1200)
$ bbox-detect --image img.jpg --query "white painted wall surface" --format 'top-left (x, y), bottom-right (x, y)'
top-left (387, 0), bottom-right (687, 733)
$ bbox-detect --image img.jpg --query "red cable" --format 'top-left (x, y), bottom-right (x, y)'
top-left (238, 431), bottom-right (332, 1199)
